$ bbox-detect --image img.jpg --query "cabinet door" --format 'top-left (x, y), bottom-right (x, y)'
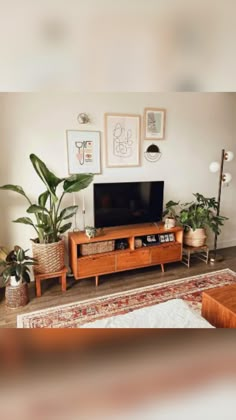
top-left (116, 249), bottom-right (150, 270)
top-left (78, 254), bottom-right (115, 277)
top-left (151, 243), bottom-right (182, 264)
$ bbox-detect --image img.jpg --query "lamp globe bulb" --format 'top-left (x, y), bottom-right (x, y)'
top-left (209, 161), bottom-right (220, 173)
top-left (222, 173), bottom-right (232, 184)
top-left (225, 151), bottom-right (234, 162)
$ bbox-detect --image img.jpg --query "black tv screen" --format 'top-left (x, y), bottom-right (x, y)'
top-left (94, 181), bottom-right (164, 228)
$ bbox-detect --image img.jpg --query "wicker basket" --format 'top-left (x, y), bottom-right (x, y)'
top-left (5, 282), bottom-right (29, 309)
top-left (80, 240), bottom-right (115, 256)
top-left (184, 228), bottom-right (207, 247)
top-left (32, 239), bottom-right (65, 274)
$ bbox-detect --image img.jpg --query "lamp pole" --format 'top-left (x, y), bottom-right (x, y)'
top-left (211, 149), bottom-right (225, 262)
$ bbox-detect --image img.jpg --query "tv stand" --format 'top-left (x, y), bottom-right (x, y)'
top-left (69, 223), bottom-right (183, 286)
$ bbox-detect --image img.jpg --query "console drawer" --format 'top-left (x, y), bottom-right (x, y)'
top-left (151, 243), bottom-right (182, 263)
top-left (116, 249), bottom-right (150, 270)
top-left (78, 254), bottom-right (115, 277)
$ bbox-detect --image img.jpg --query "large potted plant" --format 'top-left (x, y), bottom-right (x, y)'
top-left (0, 246), bottom-right (36, 308)
top-left (0, 154), bottom-right (93, 273)
top-left (179, 193), bottom-right (228, 247)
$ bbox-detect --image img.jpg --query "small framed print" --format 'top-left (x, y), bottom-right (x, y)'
top-left (144, 108), bottom-right (166, 140)
top-left (158, 234), bottom-right (165, 243)
top-left (66, 130), bottom-right (101, 174)
top-left (164, 234), bottom-right (170, 242)
top-left (168, 233), bottom-right (175, 242)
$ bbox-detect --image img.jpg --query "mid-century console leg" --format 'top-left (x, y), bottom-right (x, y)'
top-left (95, 276), bottom-right (99, 287)
top-left (161, 264), bottom-right (165, 273)
top-left (36, 278), bottom-right (41, 297)
top-left (61, 272), bottom-right (67, 292)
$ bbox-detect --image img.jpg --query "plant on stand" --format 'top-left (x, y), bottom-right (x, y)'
top-left (0, 246), bottom-right (37, 308)
top-left (0, 154), bottom-right (93, 273)
top-left (179, 193), bottom-right (228, 247)
top-left (162, 200), bottom-right (179, 229)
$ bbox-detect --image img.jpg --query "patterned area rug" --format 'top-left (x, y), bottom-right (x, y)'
top-left (17, 268), bottom-right (236, 328)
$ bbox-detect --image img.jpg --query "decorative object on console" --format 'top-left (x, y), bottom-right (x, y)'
top-left (144, 108), bottom-right (166, 140)
top-left (179, 193), bottom-right (228, 248)
top-left (0, 246), bottom-right (37, 308)
top-left (144, 144), bottom-right (162, 162)
top-left (134, 238), bottom-right (143, 249)
top-left (209, 149), bottom-right (234, 263)
top-left (104, 113), bottom-right (141, 167)
top-left (162, 200), bottom-right (179, 229)
top-left (67, 130), bottom-right (101, 174)
top-left (85, 226), bottom-right (97, 239)
top-left (115, 239), bottom-right (129, 250)
top-left (0, 154), bottom-right (93, 274)
top-left (17, 269), bottom-right (236, 328)
top-left (77, 113), bottom-right (90, 124)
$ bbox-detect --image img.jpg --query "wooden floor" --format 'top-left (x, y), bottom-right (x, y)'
top-left (0, 247), bottom-right (236, 328)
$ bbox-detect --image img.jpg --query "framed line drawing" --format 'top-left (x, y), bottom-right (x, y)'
top-left (66, 130), bottom-right (101, 174)
top-left (105, 113), bottom-right (141, 167)
top-left (144, 108), bottom-right (166, 140)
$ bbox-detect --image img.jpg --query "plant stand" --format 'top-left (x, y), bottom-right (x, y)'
top-left (5, 283), bottom-right (29, 309)
top-left (182, 245), bottom-right (209, 268)
top-left (34, 267), bottom-right (67, 297)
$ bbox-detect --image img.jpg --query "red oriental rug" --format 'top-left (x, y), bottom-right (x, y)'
top-left (17, 268), bottom-right (236, 328)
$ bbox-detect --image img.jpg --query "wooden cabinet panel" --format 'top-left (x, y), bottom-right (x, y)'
top-left (78, 255), bottom-right (115, 277)
top-left (151, 243), bottom-right (182, 264)
top-left (116, 249), bottom-right (150, 270)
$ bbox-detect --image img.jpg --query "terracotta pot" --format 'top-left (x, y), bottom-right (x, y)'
top-left (32, 238), bottom-right (65, 274)
top-left (5, 282), bottom-right (29, 308)
top-left (184, 228), bottom-right (207, 247)
top-left (164, 217), bottom-right (176, 229)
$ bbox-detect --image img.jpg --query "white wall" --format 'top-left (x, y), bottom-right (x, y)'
top-left (0, 93), bottom-right (235, 251)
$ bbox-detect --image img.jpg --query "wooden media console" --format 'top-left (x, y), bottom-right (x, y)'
top-left (69, 223), bottom-right (183, 286)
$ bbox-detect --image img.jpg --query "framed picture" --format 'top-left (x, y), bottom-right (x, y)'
top-left (144, 108), bottom-right (166, 140)
top-left (164, 234), bottom-right (170, 242)
top-left (168, 233), bottom-right (175, 242)
top-left (66, 130), bottom-right (101, 174)
top-left (158, 234), bottom-right (165, 243)
top-left (105, 113), bottom-right (141, 167)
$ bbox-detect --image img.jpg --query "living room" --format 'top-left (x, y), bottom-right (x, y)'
top-left (0, 92), bottom-right (235, 328)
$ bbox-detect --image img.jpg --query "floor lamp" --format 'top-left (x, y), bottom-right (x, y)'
top-left (209, 149), bottom-right (234, 263)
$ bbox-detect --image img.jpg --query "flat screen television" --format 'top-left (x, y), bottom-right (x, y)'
top-left (94, 181), bottom-right (164, 228)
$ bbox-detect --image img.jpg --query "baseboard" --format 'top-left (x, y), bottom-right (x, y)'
top-left (208, 238), bottom-right (236, 250)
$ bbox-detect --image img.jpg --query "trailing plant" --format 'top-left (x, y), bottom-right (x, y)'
top-left (0, 246), bottom-right (37, 284)
top-left (179, 193), bottom-right (228, 234)
top-left (0, 154), bottom-right (93, 244)
top-left (162, 200), bottom-right (180, 219)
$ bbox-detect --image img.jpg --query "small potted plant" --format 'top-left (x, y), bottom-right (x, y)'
top-left (0, 246), bottom-right (37, 308)
top-left (162, 200), bottom-right (179, 229)
top-left (179, 193), bottom-right (228, 247)
top-left (0, 154), bottom-right (93, 274)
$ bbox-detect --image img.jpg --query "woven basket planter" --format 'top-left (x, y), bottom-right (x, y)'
top-left (184, 228), bottom-right (207, 247)
top-left (5, 282), bottom-right (29, 309)
top-left (32, 239), bottom-right (65, 274)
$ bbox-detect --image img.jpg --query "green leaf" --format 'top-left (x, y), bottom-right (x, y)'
top-left (13, 217), bottom-right (35, 226)
top-left (59, 223), bottom-right (72, 234)
top-left (16, 248), bottom-right (25, 262)
top-left (30, 154), bottom-right (62, 202)
top-left (27, 205), bottom-right (49, 214)
top-left (38, 191), bottom-right (50, 207)
top-left (23, 271), bottom-right (31, 283)
top-left (63, 174), bottom-right (93, 193)
top-left (59, 205), bottom-right (78, 221)
top-left (0, 184), bottom-right (30, 201)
